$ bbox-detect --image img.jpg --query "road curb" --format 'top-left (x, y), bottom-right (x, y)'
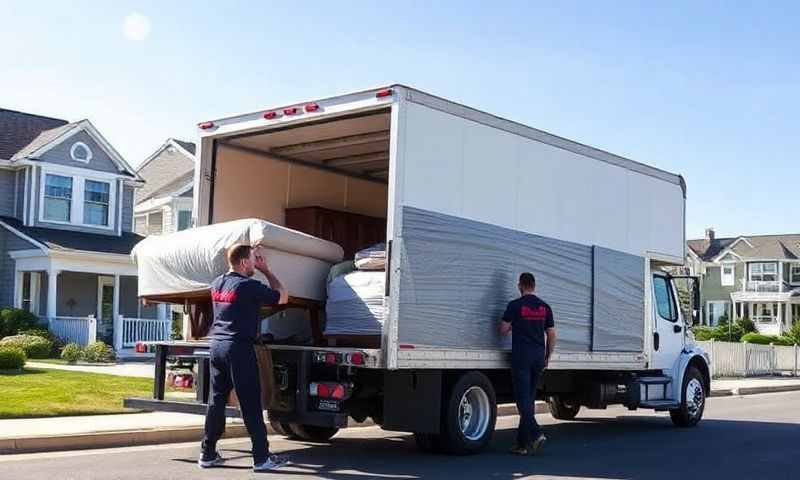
top-left (3, 385), bottom-right (798, 455)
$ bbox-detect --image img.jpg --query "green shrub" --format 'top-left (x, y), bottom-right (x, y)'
top-left (0, 346), bottom-right (26, 370)
top-left (787, 321), bottom-right (800, 345)
top-left (692, 326), bottom-right (715, 341)
top-left (61, 343), bottom-right (83, 364)
top-left (741, 333), bottom-right (796, 346)
top-left (0, 334), bottom-right (52, 359)
top-left (83, 341), bottom-right (115, 363)
top-left (709, 317), bottom-right (756, 342)
top-left (0, 308), bottom-right (38, 338)
top-left (18, 328), bottom-right (65, 357)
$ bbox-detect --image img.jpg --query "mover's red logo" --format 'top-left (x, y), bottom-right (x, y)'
top-left (212, 290), bottom-right (237, 303)
top-left (521, 305), bottom-right (547, 321)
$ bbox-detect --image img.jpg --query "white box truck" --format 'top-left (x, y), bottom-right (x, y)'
top-left (127, 85), bottom-right (709, 454)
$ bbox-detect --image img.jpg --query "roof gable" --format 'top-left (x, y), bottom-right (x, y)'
top-left (689, 233), bottom-right (800, 262)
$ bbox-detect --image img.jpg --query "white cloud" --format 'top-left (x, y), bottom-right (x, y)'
top-left (123, 13), bottom-right (151, 41)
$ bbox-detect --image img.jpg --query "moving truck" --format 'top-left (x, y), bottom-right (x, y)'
top-left (127, 85), bottom-right (709, 454)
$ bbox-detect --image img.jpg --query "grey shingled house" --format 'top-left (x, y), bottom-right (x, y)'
top-left (686, 228), bottom-right (800, 335)
top-left (0, 108), bottom-right (170, 352)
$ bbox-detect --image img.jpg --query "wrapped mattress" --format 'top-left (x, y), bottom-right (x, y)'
top-left (324, 270), bottom-right (386, 336)
top-left (132, 218), bottom-right (344, 301)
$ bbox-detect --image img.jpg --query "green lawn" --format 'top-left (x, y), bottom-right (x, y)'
top-left (0, 368), bottom-right (156, 418)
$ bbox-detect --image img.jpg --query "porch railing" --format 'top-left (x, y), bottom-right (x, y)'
top-left (49, 316), bottom-right (97, 347)
top-left (120, 316), bottom-right (172, 348)
top-left (739, 279), bottom-right (789, 293)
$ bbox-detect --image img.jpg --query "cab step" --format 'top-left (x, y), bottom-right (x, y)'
top-left (634, 375), bottom-right (673, 404)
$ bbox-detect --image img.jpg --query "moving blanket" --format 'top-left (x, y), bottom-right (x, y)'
top-left (325, 270), bottom-right (387, 336)
top-left (396, 207), bottom-right (645, 353)
top-left (132, 218), bottom-right (344, 301)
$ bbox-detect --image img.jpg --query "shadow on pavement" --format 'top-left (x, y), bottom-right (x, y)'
top-left (177, 414), bottom-right (800, 479)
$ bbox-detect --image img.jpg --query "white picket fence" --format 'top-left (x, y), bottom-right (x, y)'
top-left (120, 316), bottom-right (172, 348)
top-left (697, 340), bottom-right (800, 377)
top-left (48, 316), bottom-right (97, 347)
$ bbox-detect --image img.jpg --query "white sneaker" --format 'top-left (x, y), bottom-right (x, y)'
top-left (198, 453), bottom-right (225, 468)
top-left (253, 454), bottom-right (289, 472)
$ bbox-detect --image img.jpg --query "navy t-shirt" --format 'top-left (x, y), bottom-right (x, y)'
top-left (207, 272), bottom-right (281, 343)
top-left (502, 294), bottom-right (554, 354)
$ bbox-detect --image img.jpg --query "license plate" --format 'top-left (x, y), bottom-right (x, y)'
top-left (315, 399), bottom-right (341, 412)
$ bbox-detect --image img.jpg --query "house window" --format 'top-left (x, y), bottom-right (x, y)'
top-left (721, 264), bottom-right (735, 287)
top-left (84, 180), bottom-right (110, 226)
top-left (653, 276), bottom-right (677, 322)
top-left (707, 301), bottom-right (730, 326)
top-left (177, 210), bottom-right (192, 231)
top-left (70, 142), bottom-right (93, 163)
top-left (749, 263), bottom-right (777, 282)
top-left (148, 211), bottom-right (163, 235)
top-left (43, 174), bottom-right (73, 222)
top-left (753, 303), bottom-right (778, 324)
top-left (134, 215), bottom-right (147, 235)
top-left (791, 265), bottom-right (800, 285)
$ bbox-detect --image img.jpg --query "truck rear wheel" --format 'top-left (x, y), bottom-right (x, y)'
top-left (669, 367), bottom-right (706, 428)
top-left (439, 372), bottom-right (496, 455)
top-left (547, 395), bottom-right (581, 420)
top-left (288, 423), bottom-right (339, 442)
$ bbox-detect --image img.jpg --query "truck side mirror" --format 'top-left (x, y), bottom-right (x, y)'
top-left (691, 276), bottom-right (700, 326)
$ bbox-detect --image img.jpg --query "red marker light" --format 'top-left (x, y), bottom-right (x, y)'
top-left (198, 121), bottom-right (215, 130)
top-left (348, 352), bottom-right (364, 365)
top-left (283, 107), bottom-right (299, 115)
top-left (376, 89), bottom-right (393, 98)
top-left (325, 352), bottom-right (338, 364)
top-left (263, 111), bottom-right (279, 120)
top-left (304, 103), bottom-right (320, 112)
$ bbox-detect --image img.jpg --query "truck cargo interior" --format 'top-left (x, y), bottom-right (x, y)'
top-left (205, 109), bottom-right (392, 348)
top-left (210, 109), bottom-right (391, 241)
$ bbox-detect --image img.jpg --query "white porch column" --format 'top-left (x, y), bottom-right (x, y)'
top-left (46, 269), bottom-right (59, 322)
top-left (182, 313), bottom-right (191, 341)
top-left (112, 275), bottom-right (121, 349)
top-left (13, 270), bottom-right (24, 309)
top-left (779, 263), bottom-right (785, 292)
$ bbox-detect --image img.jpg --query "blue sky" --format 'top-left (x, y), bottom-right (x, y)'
top-left (2, 1), bottom-right (798, 239)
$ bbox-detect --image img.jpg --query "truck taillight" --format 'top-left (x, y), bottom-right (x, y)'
top-left (304, 103), bottom-right (320, 112)
top-left (198, 121), bottom-right (215, 129)
top-left (376, 89), bottom-right (393, 98)
top-left (263, 111), bottom-right (279, 119)
top-left (347, 352), bottom-right (364, 365)
top-left (310, 382), bottom-right (347, 400)
top-left (283, 107), bottom-right (300, 115)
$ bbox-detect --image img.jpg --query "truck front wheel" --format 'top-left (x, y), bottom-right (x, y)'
top-left (439, 372), bottom-right (497, 455)
top-left (547, 395), bottom-right (581, 420)
top-left (288, 424), bottom-right (339, 442)
top-left (669, 367), bottom-right (706, 428)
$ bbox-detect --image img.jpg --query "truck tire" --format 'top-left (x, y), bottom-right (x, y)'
top-left (269, 420), bottom-right (299, 439)
top-left (438, 372), bottom-right (497, 455)
top-left (669, 367), bottom-right (706, 428)
top-left (288, 423), bottom-right (339, 442)
top-left (547, 395), bottom-right (581, 420)
top-left (413, 433), bottom-right (443, 453)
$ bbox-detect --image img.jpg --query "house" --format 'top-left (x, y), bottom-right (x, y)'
top-left (686, 228), bottom-right (800, 335)
top-left (133, 138), bottom-right (195, 236)
top-left (0, 108), bottom-right (170, 352)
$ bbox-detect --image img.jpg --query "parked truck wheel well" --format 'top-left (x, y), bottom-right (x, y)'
top-left (687, 356), bottom-right (711, 394)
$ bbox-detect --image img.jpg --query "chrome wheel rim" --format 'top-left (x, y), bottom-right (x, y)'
top-left (686, 378), bottom-right (704, 418)
top-left (459, 386), bottom-right (490, 441)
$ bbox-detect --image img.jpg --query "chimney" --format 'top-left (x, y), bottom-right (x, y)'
top-left (704, 227), bottom-right (715, 247)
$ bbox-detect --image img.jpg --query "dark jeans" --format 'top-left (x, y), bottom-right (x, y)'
top-left (511, 349), bottom-right (545, 446)
top-left (201, 340), bottom-right (268, 463)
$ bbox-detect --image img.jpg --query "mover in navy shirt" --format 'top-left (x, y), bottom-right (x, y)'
top-left (201, 244), bottom-right (289, 471)
top-left (500, 272), bottom-right (557, 455)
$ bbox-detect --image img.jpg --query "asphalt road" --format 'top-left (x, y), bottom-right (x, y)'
top-left (2, 391), bottom-right (799, 480)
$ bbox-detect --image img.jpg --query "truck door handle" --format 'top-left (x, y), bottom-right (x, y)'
top-left (653, 333), bottom-right (659, 351)
top-left (673, 325), bottom-right (682, 333)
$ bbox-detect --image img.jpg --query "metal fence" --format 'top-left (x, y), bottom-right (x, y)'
top-left (697, 340), bottom-right (800, 377)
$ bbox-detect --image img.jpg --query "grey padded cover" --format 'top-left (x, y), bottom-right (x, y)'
top-left (397, 207), bottom-right (593, 352)
top-left (591, 246), bottom-right (645, 352)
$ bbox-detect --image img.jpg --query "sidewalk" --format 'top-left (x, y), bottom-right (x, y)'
top-left (2, 376), bottom-right (799, 454)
